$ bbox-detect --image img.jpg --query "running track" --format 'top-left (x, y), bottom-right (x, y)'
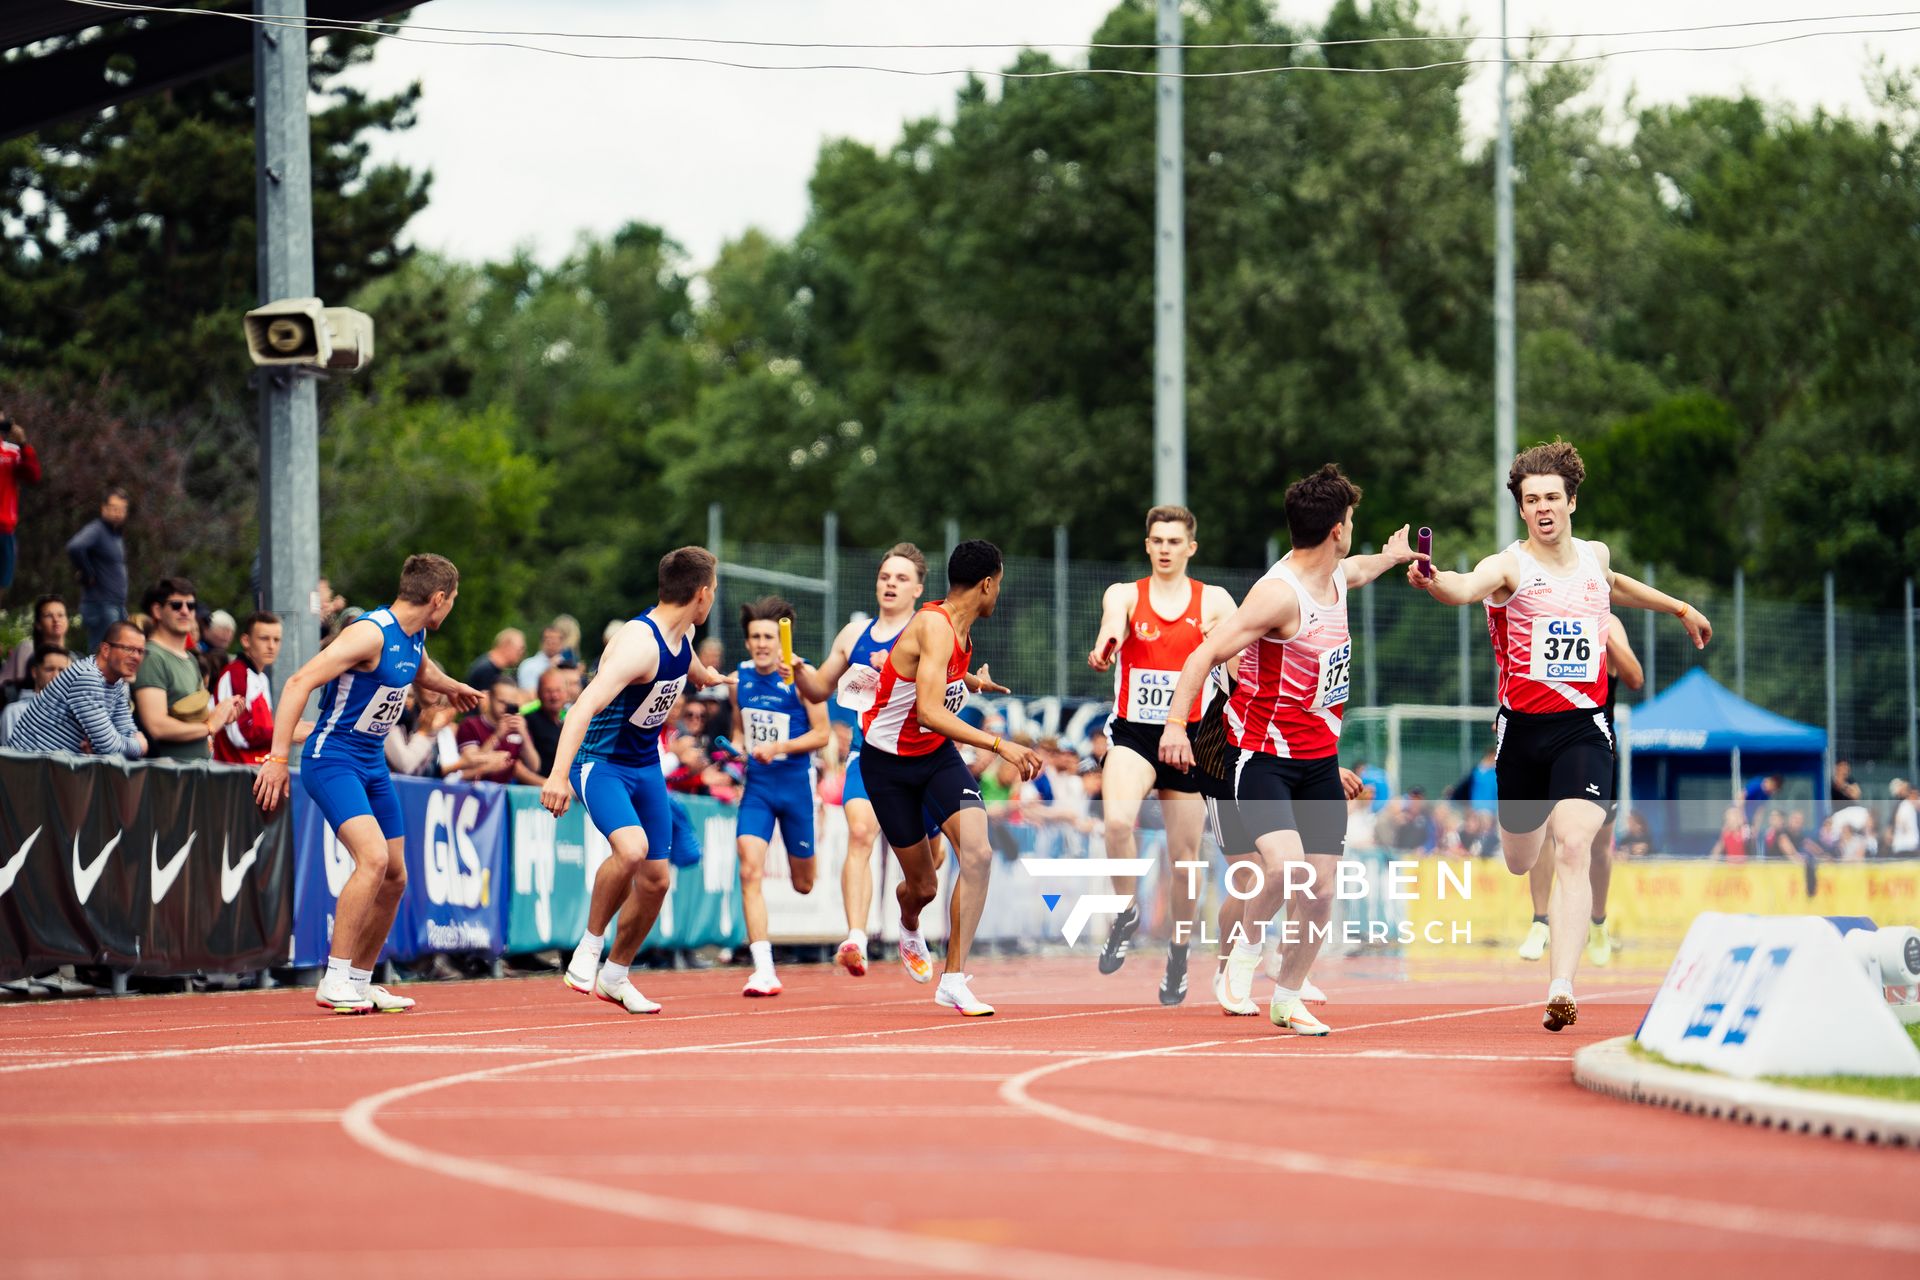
top-left (1, 954), bottom-right (1914, 1279)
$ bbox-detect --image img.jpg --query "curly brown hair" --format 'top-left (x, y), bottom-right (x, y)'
top-left (1506, 440), bottom-right (1585, 506)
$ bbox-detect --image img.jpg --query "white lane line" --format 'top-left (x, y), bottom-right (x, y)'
top-left (342, 1009), bottom-right (1226, 1280)
top-left (997, 1008), bottom-right (1920, 1256)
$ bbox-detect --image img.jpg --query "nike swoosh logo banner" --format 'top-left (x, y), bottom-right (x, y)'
top-left (0, 752), bottom-right (294, 981)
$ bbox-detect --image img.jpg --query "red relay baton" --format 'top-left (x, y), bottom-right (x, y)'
top-left (1416, 527), bottom-right (1433, 578)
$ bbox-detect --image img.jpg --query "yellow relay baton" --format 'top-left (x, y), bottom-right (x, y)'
top-left (779, 616), bottom-right (795, 684)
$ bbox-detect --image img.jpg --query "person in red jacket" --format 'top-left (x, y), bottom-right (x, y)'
top-left (213, 611), bottom-right (310, 765)
top-left (0, 409), bottom-right (43, 607)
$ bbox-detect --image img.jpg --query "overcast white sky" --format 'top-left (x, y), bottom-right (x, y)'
top-left (337, 1), bottom-right (1920, 268)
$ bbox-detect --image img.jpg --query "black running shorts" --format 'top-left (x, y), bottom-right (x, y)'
top-left (858, 741), bottom-right (984, 850)
top-left (1207, 795), bottom-right (1262, 859)
top-left (1231, 750), bottom-right (1349, 857)
top-left (1493, 706), bottom-right (1614, 835)
top-left (1106, 714), bottom-right (1202, 794)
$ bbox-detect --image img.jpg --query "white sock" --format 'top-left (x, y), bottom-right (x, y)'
top-left (846, 929), bottom-right (867, 951)
top-left (1231, 939), bottom-right (1260, 962)
top-left (575, 932), bottom-right (605, 964)
top-left (901, 925), bottom-right (925, 949)
top-left (348, 965), bottom-right (373, 995)
top-left (1271, 984), bottom-right (1299, 1005)
top-left (749, 940), bottom-right (773, 973)
top-left (1548, 978), bottom-right (1574, 1000)
top-left (939, 971), bottom-right (964, 986)
top-left (325, 956), bottom-right (353, 984)
top-left (601, 957), bottom-right (630, 985)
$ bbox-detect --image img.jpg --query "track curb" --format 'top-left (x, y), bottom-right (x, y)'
top-left (1573, 1036), bottom-right (1920, 1148)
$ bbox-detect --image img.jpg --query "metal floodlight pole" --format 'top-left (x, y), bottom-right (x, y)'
top-left (1153, 0), bottom-right (1186, 507)
top-left (1054, 525), bottom-right (1070, 700)
top-left (708, 501), bottom-right (723, 635)
top-left (255, 0), bottom-right (321, 705)
top-left (822, 511), bottom-right (839, 659)
top-left (1824, 571), bottom-right (1838, 799)
top-left (1642, 563), bottom-right (1656, 703)
top-left (1493, 0), bottom-right (1517, 548)
top-left (1457, 553), bottom-right (1471, 772)
top-left (1905, 576), bottom-right (1917, 782)
top-left (1733, 567), bottom-right (1745, 699)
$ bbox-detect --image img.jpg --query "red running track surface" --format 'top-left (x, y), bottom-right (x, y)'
top-left (0, 953), bottom-right (1914, 1279)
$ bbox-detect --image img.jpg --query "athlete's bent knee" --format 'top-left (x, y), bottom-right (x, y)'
top-left (791, 861), bottom-right (816, 894)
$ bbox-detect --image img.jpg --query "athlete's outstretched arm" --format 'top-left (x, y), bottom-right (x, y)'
top-left (791, 619), bottom-right (859, 703)
top-left (1606, 613), bottom-right (1645, 691)
top-left (253, 622), bottom-right (384, 812)
top-left (415, 656), bottom-right (482, 712)
top-left (1409, 549), bottom-right (1513, 606)
top-left (1607, 570), bottom-right (1711, 649)
top-left (963, 664), bottom-right (1010, 695)
top-left (1087, 582), bottom-right (1133, 671)
top-left (909, 615), bottom-right (1041, 780)
top-left (689, 652), bottom-right (736, 692)
top-left (1341, 524), bottom-right (1415, 588)
top-left (539, 621), bottom-right (660, 818)
top-left (1159, 579), bottom-right (1299, 769)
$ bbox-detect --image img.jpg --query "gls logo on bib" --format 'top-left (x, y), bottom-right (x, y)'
top-left (423, 789), bottom-right (488, 908)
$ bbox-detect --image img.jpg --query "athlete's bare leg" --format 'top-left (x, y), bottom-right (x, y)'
top-left (1160, 790), bottom-right (1206, 940)
top-left (1527, 851), bottom-right (1553, 917)
top-left (584, 825), bottom-right (652, 937)
top-left (606, 860), bottom-right (673, 968)
top-left (1544, 799), bottom-right (1605, 989)
top-left (1100, 748), bottom-right (1157, 897)
top-left (894, 836), bottom-right (939, 932)
top-left (940, 808), bottom-right (994, 978)
top-left (1589, 822), bottom-right (1614, 919)
top-left (1499, 822), bottom-right (1550, 877)
top-left (842, 796), bottom-right (879, 936)
top-left (738, 835), bottom-right (772, 944)
top-left (329, 816), bottom-right (401, 970)
top-left (1270, 851), bottom-right (1342, 991)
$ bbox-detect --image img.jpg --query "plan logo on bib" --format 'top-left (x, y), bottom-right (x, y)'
top-left (1018, 857), bottom-right (1153, 944)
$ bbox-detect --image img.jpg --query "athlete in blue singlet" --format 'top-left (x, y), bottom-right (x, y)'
top-left (792, 544), bottom-right (926, 975)
top-left (543, 546), bottom-right (732, 1015)
top-left (731, 598), bottom-right (830, 996)
top-left (254, 554), bottom-right (479, 1015)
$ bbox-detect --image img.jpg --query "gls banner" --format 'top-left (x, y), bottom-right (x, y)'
top-left (291, 772), bottom-right (507, 966)
top-left (0, 750), bottom-right (292, 980)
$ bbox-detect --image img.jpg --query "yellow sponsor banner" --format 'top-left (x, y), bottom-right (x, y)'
top-left (1405, 858), bottom-right (1920, 952)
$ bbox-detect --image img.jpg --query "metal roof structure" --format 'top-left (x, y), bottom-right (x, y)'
top-left (1, 1), bottom-right (415, 140)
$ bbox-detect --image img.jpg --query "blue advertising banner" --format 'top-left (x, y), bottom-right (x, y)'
top-left (506, 786), bottom-right (591, 954)
top-left (290, 773), bottom-right (509, 966)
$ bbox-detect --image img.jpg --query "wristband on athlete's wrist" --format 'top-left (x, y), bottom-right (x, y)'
top-left (990, 735), bottom-right (1002, 755)
top-left (1673, 601), bottom-right (1690, 619)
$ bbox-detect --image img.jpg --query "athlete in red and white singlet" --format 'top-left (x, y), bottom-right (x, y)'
top-left (1087, 507), bottom-right (1236, 1003)
top-left (1486, 538), bottom-right (1611, 715)
top-left (1225, 559), bottom-right (1351, 760)
top-left (1162, 466), bottom-right (1411, 1035)
top-left (861, 604), bottom-right (971, 755)
top-left (1409, 441), bottom-right (1711, 1031)
top-left (850, 542), bottom-right (1040, 1017)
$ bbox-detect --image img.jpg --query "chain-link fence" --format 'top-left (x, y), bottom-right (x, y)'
top-left (711, 515), bottom-right (1920, 793)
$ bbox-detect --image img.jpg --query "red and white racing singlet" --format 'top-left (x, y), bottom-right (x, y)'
top-left (1486, 538), bottom-right (1611, 714)
top-left (1112, 578), bottom-right (1207, 725)
top-left (861, 603), bottom-right (972, 757)
top-left (1225, 560), bottom-right (1350, 760)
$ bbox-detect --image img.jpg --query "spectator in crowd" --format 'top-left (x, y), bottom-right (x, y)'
top-left (666, 734), bottom-right (740, 802)
top-left (1616, 810), bottom-right (1654, 858)
top-left (201, 609), bottom-right (236, 657)
top-left (1356, 759), bottom-right (1392, 813)
top-left (672, 695), bottom-right (720, 755)
top-left (8, 620), bottom-right (147, 757)
top-left (1891, 779), bottom-right (1919, 856)
top-left (1429, 802), bottom-right (1467, 857)
top-left (1078, 755), bottom-right (1105, 844)
top-left (523, 666), bottom-right (569, 778)
top-left (132, 577), bottom-right (240, 761)
top-left (1383, 787), bottom-right (1435, 853)
top-left (212, 612), bottom-right (310, 766)
top-left (1085, 724), bottom-right (1109, 768)
top-left (465, 628), bottom-right (525, 694)
top-left (1345, 784), bottom-right (1380, 856)
top-left (1460, 807), bottom-right (1500, 858)
top-left (557, 658), bottom-right (583, 704)
top-left (1822, 803), bottom-right (1877, 859)
top-left (552, 613), bottom-right (582, 663)
top-left (1715, 806), bottom-right (1750, 862)
top-left (0, 408), bottom-right (41, 609)
top-left (454, 678), bottom-right (540, 785)
top-left (1770, 809), bottom-right (1828, 898)
top-left (0, 644), bottom-right (71, 745)
top-left (2, 594), bottom-right (71, 695)
top-left (1830, 758), bottom-right (1862, 805)
top-left (384, 689), bottom-right (461, 778)
top-left (1742, 772), bottom-right (1782, 829)
top-left (65, 489), bottom-right (129, 642)
top-left (516, 623), bottom-right (568, 691)
top-left (693, 634), bottom-right (734, 736)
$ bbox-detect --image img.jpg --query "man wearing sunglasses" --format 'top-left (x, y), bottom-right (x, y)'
top-left (133, 576), bottom-right (241, 761)
top-left (8, 621), bottom-right (147, 758)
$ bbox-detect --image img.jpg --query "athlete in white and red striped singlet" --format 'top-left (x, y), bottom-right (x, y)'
top-left (853, 541), bottom-right (1040, 1017)
top-left (1161, 465), bottom-right (1414, 1036)
top-left (1409, 441), bottom-right (1712, 1031)
top-left (1086, 506), bottom-right (1236, 1002)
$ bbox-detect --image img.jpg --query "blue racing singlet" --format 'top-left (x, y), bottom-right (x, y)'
top-left (842, 617), bottom-right (908, 747)
top-left (579, 614), bottom-right (691, 768)
top-left (736, 661), bottom-right (812, 779)
top-left (305, 607), bottom-right (425, 766)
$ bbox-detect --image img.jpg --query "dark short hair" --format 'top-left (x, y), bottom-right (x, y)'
top-left (29, 642), bottom-right (68, 671)
top-left (100, 620), bottom-right (143, 648)
top-left (1284, 464), bottom-right (1362, 549)
top-left (659, 546), bottom-right (718, 605)
top-left (104, 488), bottom-right (128, 504)
top-left (397, 553), bottom-right (460, 604)
top-left (1507, 440), bottom-right (1585, 506)
top-left (153, 575), bottom-right (197, 604)
top-left (740, 596), bottom-right (795, 634)
top-left (32, 594), bottom-right (66, 628)
top-left (947, 539), bottom-right (1003, 590)
top-left (240, 610), bottom-right (280, 637)
top-left (492, 677), bottom-right (521, 696)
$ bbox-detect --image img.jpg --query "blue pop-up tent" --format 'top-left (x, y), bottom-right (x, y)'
top-left (1625, 668), bottom-right (1827, 853)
